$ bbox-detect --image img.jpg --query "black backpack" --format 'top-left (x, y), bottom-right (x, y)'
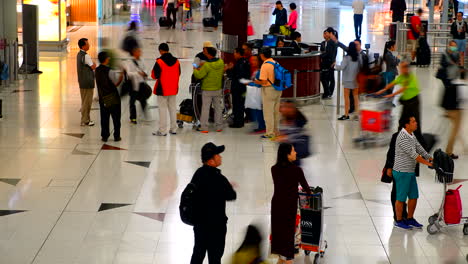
top-left (179, 182), bottom-right (197, 226)
top-left (433, 149), bottom-right (454, 183)
top-left (179, 99), bottom-right (194, 116)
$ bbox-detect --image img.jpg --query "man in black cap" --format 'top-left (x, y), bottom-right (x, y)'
top-left (190, 142), bottom-right (237, 264)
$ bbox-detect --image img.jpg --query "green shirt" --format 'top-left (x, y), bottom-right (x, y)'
top-left (193, 58), bottom-right (225, 91)
top-left (391, 73), bottom-right (420, 101)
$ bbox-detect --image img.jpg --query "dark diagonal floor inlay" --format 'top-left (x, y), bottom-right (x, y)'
top-left (102, 144), bottom-right (127, 150)
top-left (0, 178), bottom-right (20, 186)
top-left (125, 161), bottom-right (151, 168)
top-left (0, 210), bottom-right (26, 216)
top-left (333, 192), bottom-right (363, 200)
top-left (134, 212), bottom-right (166, 222)
top-left (98, 203), bottom-right (132, 212)
top-left (63, 133), bottom-right (85, 139)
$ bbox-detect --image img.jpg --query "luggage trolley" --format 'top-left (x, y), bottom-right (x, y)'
top-left (427, 154), bottom-right (468, 235)
top-left (176, 76), bottom-right (233, 129)
top-left (298, 187), bottom-right (327, 264)
top-left (353, 94), bottom-right (392, 148)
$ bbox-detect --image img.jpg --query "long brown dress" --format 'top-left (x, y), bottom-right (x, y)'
top-left (271, 163), bottom-right (310, 259)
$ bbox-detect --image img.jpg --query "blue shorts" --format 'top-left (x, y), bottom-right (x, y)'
top-left (454, 39), bottom-right (466, 54)
top-left (393, 170), bottom-right (419, 202)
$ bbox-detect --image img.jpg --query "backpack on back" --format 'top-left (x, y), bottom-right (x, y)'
top-left (265, 61), bottom-right (292, 91)
top-left (433, 149), bottom-right (454, 183)
top-left (179, 182), bottom-right (197, 226)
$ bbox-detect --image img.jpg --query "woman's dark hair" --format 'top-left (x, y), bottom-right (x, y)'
top-left (277, 36), bottom-right (285, 44)
top-left (347, 42), bottom-right (359, 62)
top-left (128, 21), bottom-right (138, 31)
top-left (276, 143), bottom-right (294, 166)
top-left (383, 40), bottom-right (396, 58)
top-left (290, 3), bottom-right (296, 9)
top-left (236, 225), bottom-right (262, 252)
top-left (276, 1), bottom-right (283, 6)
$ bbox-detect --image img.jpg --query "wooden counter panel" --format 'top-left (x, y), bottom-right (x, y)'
top-left (275, 55), bottom-right (321, 98)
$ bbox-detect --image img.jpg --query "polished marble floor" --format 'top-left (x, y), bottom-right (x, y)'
top-left (1, 0), bottom-right (468, 263)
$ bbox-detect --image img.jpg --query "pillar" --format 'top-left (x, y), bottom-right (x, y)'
top-left (221, 0), bottom-right (248, 64)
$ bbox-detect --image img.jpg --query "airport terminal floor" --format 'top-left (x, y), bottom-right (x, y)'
top-left (1, 0), bottom-right (468, 263)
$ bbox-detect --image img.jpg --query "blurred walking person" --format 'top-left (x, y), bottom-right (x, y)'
top-left (352, 0), bottom-right (364, 39)
top-left (440, 40), bottom-right (463, 159)
top-left (231, 225), bottom-right (265, 264)
top-left (125, 47), bottom-right (148, 124)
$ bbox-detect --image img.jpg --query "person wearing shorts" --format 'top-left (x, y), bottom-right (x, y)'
top-left (392, 116), bottom-right (433, 230)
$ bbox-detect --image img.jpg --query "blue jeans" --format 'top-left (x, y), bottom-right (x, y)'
top-left (250, 109), bottom-right (265, 130)
top-left (354, 14), bottom-right (363, 39)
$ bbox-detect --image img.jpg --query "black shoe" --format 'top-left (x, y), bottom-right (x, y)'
top-left (321, 94), bottom-right (329, 99)
top-left (114, 137), bottom-right (122, 142)
top-left (101, 137), bottom-right (108, 142)
top-left (229, 124), bottom-right (244, 128)
top-left (449, 154), bottom-right (459, 159)
top-left (338, 115), bottom-right (350, 120)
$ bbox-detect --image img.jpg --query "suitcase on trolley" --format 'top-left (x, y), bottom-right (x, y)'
top-left (159, 16), bottom-right (172, 27)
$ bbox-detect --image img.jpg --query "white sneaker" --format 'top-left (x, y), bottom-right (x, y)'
top-left (152, 131), bottom-right (167, 136)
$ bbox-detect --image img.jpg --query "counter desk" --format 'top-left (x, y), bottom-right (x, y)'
top-left (273, 51), bottom-right (321, 103)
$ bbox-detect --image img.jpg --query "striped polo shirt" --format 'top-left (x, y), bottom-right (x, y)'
top-left (394, 129), bottom-right (431, 173)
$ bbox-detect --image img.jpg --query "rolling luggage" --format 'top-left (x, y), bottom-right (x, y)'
top-left (203, 17), bottom-right (217, 27)
top-left (159, 16), bottom-right (172, 27)
top-left (416, 37), bottom-right (431, 66)
top-left (444, 185), bottom-right (463, 224)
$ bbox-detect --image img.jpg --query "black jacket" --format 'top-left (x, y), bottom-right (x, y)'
top-left (152, 53), bottom-right (181, 95)
top-left (390, 0), bottom-right (406, 14)
top-left (95, 65), bottom-right (120, 102)
top-left (272, 8), bottom-right (288, 26)
top-left (290, 41), bottom-right (302, 54)
top-left (320, 40), bottom-right (337, 69)
top-left (228, 57), bottom-right (250, 93)
top-left (450, 20), bottom-right (468, 40)
top-left (191, 165), bottom-right (237, 225)
top-left (384, 132), bottom-right (399, 169)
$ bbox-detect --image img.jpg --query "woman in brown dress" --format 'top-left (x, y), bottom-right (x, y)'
top-left (271, 143), bottom-right (311, 263)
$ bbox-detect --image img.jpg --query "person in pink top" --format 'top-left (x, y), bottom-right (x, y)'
top-left (286, 3), bottom-right (298, 33)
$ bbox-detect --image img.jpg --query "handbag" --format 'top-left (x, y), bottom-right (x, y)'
top-left (381, 167), bottom-right (393, 183)
top-left (102, 92), bottom-right (120, 108)
top-left (138, 82), bottom-right (152, 100)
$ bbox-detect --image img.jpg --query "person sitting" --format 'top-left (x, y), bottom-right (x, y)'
top-left (289, 31), bottom-right (302, 54)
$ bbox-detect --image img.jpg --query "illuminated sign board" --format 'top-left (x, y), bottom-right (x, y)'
top-left (23, 0), bottom-right (67, 42)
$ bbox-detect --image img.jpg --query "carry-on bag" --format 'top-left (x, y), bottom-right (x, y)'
top-left (159, 16), bottom-right (172, 27)
top-left (444, 185), bottom-right (463, 224)
top-left (203, 17), bottom-right (217, 27)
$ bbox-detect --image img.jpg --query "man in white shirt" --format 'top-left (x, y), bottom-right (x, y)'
top-left (77, 38), bottom-right (96, 126)
top-left (352, 0), bottom-right (365, 39)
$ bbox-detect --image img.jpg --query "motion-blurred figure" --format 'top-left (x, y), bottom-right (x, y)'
top-left (231, 225), bottom-right (265, 264)
top-left (440, 40), bottom-right (463, 159)
top-left (276, 100), bottom-right (310, 166)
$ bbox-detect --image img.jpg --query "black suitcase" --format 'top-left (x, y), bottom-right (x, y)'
top-left (389, 24), bottom-right (397, 40)
top-left (203, 17), bottom-right (217, 27)
top-left (416, 37), bottom-right (431, 66)
top-left (0, 99), bottom-right (2, 118)
top-left (159, 16), bottom-right (172, 27)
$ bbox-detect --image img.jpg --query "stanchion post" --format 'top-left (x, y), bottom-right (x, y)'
top-left (293, 69), bottom-right (298, 100)
top-left (336, 69), bottom-right (341, 115)
top-left (13, 41), bottom-right (18, 81)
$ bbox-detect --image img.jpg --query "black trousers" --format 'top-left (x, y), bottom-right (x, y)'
top-left (210, 4), bottom-right (221, 22)
top-left (392, 12), bottom-right (404, 22)
top-left (100, 102), bottom-right (121, 139)
top-left (190, 224), bottom-right (227, 264)
top-left (349, 91), bottom-right (355, 113)
top-left (129, 90), bottom-right (147, 120)
top-left (320, 69), bottom-right (335, 97)
top-left (391, 179), bottom-right (408, 221)
top-left (399, 96), bottom-right (426, 149)
top-left (354, 14), bottom-right (363, 39)
top-left (167, 3), bottom-right (178, 27)
top-left (232, 89), bottom-right (245, 126)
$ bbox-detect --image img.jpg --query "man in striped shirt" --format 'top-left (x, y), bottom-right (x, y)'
top-left (393, 116), bottom-right (433, 230)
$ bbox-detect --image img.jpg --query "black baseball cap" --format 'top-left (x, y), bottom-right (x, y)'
top-left (201, 142), bottom-right (225, 162)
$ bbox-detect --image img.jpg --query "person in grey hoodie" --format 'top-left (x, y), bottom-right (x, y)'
top-left (335, 42), bottom-right (361, 121)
